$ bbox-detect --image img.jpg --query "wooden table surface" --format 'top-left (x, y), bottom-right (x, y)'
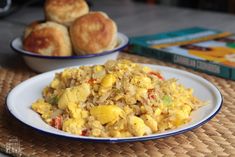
top-left (0, 0), bottom-right (235, 156)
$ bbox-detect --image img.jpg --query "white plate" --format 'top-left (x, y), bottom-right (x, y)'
top-left (7, 64), bottom-right (222, 143)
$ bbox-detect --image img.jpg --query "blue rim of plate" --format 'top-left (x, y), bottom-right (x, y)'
top-left (10, 32), bottom-right (129, 59)
top-left (6, 66), bottom-right (223, 143)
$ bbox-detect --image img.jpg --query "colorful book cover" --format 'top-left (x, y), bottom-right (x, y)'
top-left (129, 27), bottom-right (235, 80)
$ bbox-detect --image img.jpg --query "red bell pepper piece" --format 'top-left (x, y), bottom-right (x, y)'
top-left (50, 115), bottom-right (63, 130)
top-left (148, 71), bottom-right (164, 80)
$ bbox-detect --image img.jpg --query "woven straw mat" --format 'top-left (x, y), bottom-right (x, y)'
top-left (0, 53), bottom-right (234, 157)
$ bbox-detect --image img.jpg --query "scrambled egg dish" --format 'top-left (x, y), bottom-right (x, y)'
top-left (32, 60), bottom-right (203, 137)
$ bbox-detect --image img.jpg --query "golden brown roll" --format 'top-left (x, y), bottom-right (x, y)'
top-left (23, 21), bottom-right (72, 56)
top-left (70, 11), bottom-right (118, 55)
top-left (23, 21), bottom-right (42, 39)
top-left (44, 0), bottom-right (89, 26)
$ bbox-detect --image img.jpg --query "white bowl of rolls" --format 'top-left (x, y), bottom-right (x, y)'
top-left (11, 0), bottom-right (129, 73)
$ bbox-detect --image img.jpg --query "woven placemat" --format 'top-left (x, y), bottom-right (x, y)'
top-left (0, 53), bottom-right (234, 157)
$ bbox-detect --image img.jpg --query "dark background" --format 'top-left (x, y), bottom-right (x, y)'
top-left (1, 0), bottom-right (235, 19)
top-left (135, 0), bottom-right (235, 13)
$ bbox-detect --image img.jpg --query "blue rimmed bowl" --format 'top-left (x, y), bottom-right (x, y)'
top-left (11, 32), bottom-right (129, 73)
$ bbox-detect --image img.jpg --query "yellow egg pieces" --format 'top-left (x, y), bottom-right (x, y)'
top-left (32, 60), bottom-right (204, 137)
top-left (90, 105), bottom-right (124, 125)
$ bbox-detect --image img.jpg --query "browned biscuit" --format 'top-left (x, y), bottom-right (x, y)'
top-left (70, 11), bottom-right (117, 55)
top-left (45, 0), bottom-right (89, 26)
top-left (23, 21), bottom-right (72, 56)
top-left (24, 21), bottom-right (42, 39)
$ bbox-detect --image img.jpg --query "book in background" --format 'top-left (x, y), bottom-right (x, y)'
top-left (128, 27), bottom-right (235, 80)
